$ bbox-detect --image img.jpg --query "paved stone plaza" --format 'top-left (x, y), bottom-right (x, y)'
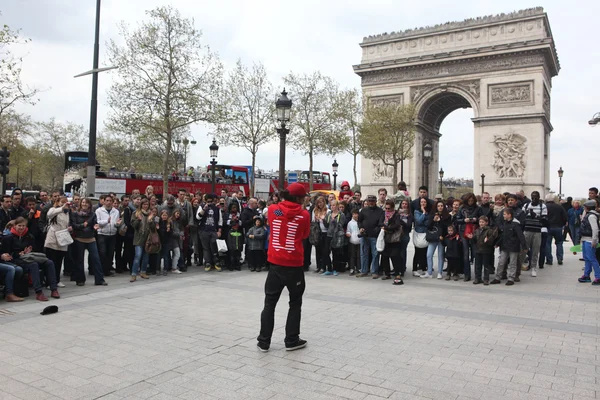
top-left (1, 249), bottom-right (599, 400)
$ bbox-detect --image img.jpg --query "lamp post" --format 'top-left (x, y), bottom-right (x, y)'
top-left (332, 159), bottom-right (339, 189)
top-left (422, 142), bottom-right (432, 188)
top-left (276, 89), bottom-right (292, 191)
top-left (28, 159), bottom-right (33, 189)
top-left (558, 166), bottom-right (564, 200)
top-left (174, 137), bottom-right (197, 175)
top-left (481, 174), bottom-right (486, 194)
top-left (73, 0), bottom-right (117, 197)
top-left (209, 139), bottom-right (219, 194)
top-left (438, 167), bottom-right (444, 197)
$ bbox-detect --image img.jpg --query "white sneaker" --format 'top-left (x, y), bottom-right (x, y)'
top-left (531, 269), bottom-right (537, 277)
top-left (57, 282), bottom-right (66, 288)
top-left (437, 273), bottom-right (443, 279)
top-left (171, 269), bottom-right (182, 274)
top-left (413, 271), bottom-right (421, 277)
top-left (421, 273), bottom-right (432, 279)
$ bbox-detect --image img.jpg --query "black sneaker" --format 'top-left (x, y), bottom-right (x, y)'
top-left (285, 339), bottom-right (307, 351)
top-left (514, 277), bottom-right (520, 282)
top-left (257, 342), bottom-right (269, 352)
top-left (546, 262), bottom-right (553, 266)
top-left (558, 260), bottom-right (563, 265)
top-left (490, 279), bottom-right (501, 285)
top-left (505, 280), bottom-right (514, 286)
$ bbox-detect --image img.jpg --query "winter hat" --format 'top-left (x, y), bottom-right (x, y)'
top-left (287, 183), bottom-right (307, 197)
top-left (40, 305), bottom-right (58, 316)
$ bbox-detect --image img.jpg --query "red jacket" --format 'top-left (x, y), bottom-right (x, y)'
top-left (267, 200), bottom-right (310, 267)
top-left (338, 180), bottom-right (353, 200)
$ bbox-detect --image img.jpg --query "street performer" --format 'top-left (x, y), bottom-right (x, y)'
top-left (257, 183), bottom-right (310, 352)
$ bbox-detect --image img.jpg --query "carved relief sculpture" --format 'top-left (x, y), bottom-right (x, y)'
top-left (490, 83), bottom-right (531, 104)
top-left (543, 85), bottom-right (551, 116)
top-left (491, 132), bottom-right (527, 179)
top-left (370, 94), bottom-right (404, 107)
top-left (371, 160), bottom-right (394, 182)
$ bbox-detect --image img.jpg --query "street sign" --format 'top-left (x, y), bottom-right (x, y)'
top-left (287, 172), bottom-right (298, 183)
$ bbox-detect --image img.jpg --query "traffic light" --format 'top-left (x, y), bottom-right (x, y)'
top-left (0, 147), bottom-right (10, 175)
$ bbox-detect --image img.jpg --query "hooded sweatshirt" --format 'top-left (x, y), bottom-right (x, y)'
top-left (267, 200), bottom-right (310, 267)
top-left (338, 181), bottom-right (353, 200)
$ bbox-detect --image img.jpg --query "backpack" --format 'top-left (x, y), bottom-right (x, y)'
top-left (309, 221), bottom-right (321, 246)
top-left (145, 231), bottom-right (162, 254)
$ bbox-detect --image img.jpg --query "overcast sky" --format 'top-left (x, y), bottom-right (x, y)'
top-left (3, 0), bottom-right (599, 197)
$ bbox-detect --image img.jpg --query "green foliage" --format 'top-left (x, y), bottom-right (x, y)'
top-left (359, 101), bottom-right (417, 186)
top-left (337, 88), bottom-right (362, 187)
top-left (283, 71), bottom-right (348, 190)
top-left (106, 5), bottom-right (224, 194)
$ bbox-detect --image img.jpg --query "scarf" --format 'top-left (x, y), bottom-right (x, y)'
top-left (384, 210), bottom-right (394, 224)
top-left (10, 226), bottom-right (28, 237)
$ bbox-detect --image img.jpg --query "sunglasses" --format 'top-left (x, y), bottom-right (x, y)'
top-left (385, 207), bottom-right (393, 210)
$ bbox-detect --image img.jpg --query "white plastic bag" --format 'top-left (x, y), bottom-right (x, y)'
top-left (216, 239), bottom-right (228, 254)
top-left (376, 229), bottom-right (386, 252)
top-left (55, 228), bottom-right (74, 247)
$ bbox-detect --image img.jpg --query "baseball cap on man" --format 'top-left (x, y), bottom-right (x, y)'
top-left (287, 183), bottom-right (307, 197)
top-left (367, 195), bottom-right (377, 201)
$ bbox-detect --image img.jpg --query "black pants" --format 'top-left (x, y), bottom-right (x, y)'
top-left (248, 249), bottom-right (265, 270)
top-left (115, 234), bottom-right (124, 271)
top-left (121, 236), bottom-right (134, 271)
top-left (45, 247), bottom-right (66, 283)
top-left (474, 252), bottom-right (495, 281)
top-left (447, 257), bottom-right (462, 276)
top-left (64, 244), bottom-right (75, 278)
top-left (412, 246), bottom-right (427, 271)
top-left (316, 233), bottom-right (331, 271)
top-left (302, 239), bottom-right (312, 270)
top-left (348, 243), bottom-right (360, 271)
top-left (258, 265), bottom-right (306, 346)
top-left (97, 234), bottom-right (116, 275)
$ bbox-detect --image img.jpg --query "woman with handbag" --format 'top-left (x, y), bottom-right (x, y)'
top-left (312, 196), bottom-right (331, 274)
top-left (323, 200), bottom-right (346, 276)
top-left (412, 197), bottom-right (431, 277)
top-left (131, 199), bottom-right (152, 282)
top-left (424, 200), bottom-right (451, 279)
top-left (1, 217), bottom-right (60, 301)
top-left (396, 199), bottom-right (413, 282)
top-left (44, 195), bottom-right (72, 288)
top-left (380, 200), bottom-right (403, 282)
top-left (70, 198), bottom-right (107, 287)
top-left (456, 193), bottom-right (482, 282)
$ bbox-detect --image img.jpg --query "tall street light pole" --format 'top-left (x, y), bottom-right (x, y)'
top-left (209, 139), bottom-right (219, 194)
top-left (332, 159), bottom-right (338, 190)
top-left (481, 174), bottom-right (486, 194)
top-left (422, 142), bottom-right (432, 189)
top-left (438, 167), bottom-right (444, 197)
top-left (74, 0), bottom-right (117, 197)
top-left (275, 89), bottom-right (292, 191)
top-left (558, 166), bottom-right (564, 200)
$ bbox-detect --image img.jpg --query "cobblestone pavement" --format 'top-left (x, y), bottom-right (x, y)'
top-left (1, 248), bottom-right (599, 400)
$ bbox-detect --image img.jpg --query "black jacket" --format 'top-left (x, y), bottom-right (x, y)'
top-left (358, 206), bottom-right (385, 238)
top-left (546, 201), bottom-right (567, 228)
top-left (495, 206), bottom-right (526, 229)
top-left (1, 232), bottom-right (35, 266)
top-left (240, 206), bottom-right (259, 233)
top-left (456, 204), bottom-right (482, 234)
top-left (427, 213), bottom-right (451, 240)
top-left (70, 211), bottom-right (98, 239)
top-left (499, 219), bottom-right (526, 253)
top-left (479, 204), bottom-right (495, 227)
top-left (443, 235), bottom-right (463, 258)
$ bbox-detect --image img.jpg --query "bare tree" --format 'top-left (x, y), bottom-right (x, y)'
top-left (359, 101), bottom-right (416, 187)
top-left (338, 88), bottom-right (362, 188)
top-left (106, 5), bottom-right (223, 195)
top-left (215, 60), bottom-right (275, 195)
top-left (284, 71), bottom-right (348, 191)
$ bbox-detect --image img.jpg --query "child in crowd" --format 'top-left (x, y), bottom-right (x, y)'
top-left (443, 224), bottom-right (462, 281)
top-left (158, 210), bottom-right (174, 276)
top-left (228, 218), bottom-right (243, 270)
top-left (170, 210), bottom-right (184, 274)
top-left (491, 208), bottom-right (526, 286)
top-left (346, 209), bottom-right (361, 275)
top-left (473, 216), bottom-right (497, 285)
top-left (246, 216), bottom-right (266, 272)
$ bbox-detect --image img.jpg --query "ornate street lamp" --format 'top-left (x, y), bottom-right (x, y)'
top-left (438, 167), bottom-right (444, 196)
top-left (558, 166), bottom-right (564, 199)
top-left (209, 139), bottom-right (219, 194)
top-left (174, 137), bottom-right (197, 176)
top-left (332, 159), bottom-right (339, 189)
top-left (276, 89), bottom-right (292, 190)
top-left (422, 142), bottom-right (433, 188)
top-left (589, 112), bottom-right (600, 126)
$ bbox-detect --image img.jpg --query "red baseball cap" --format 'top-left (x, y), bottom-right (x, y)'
top-left (287, 183), bottom-right (307, 197)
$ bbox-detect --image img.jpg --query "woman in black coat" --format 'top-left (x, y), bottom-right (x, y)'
top-left (425, 200), bottom-right (451, 279)
top-left (380, 200), bottom-right (403, 281)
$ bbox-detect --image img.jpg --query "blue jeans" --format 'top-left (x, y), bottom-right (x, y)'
top-left (74, 240), bottom-right (104, 284)
top-left (161, 246), bottom-right (172, 271)
top-left (21, 260), bottom-right (57, 292)
top-left (427, 241), bottom-right (444, 275)
top-left (582, 241), bottom-right (600, 279)
top-left (360, 237), bottom-right (379, 274)
top-left (132, 245), bottom-right (149, 276)
top-left (0, 263), bottom-right (23, 295)
top-left (545, 227), bottom-right (564, 263)
top-left (569, 224), bottom-right (580, 246)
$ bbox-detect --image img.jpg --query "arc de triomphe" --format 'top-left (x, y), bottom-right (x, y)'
top-left (354, 7), bottom-right (559, 197)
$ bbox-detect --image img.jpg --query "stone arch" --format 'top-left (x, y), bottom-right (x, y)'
top-left (354, 7), bottom-right (559, 197)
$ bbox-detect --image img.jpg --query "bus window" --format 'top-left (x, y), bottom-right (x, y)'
top-left (322, 174), bottom-right (330, 184)
top-left (233, 170), bottom-right (248, 184)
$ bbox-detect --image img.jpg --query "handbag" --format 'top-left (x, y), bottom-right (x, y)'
top-left (412, 231), bottom-right (428, 248)
top-left (55, 228), bottom-right (74, 247)
top-left (309, 221), bottom-right (321, 246)
top-left (376, 229), bottom-right (386, 252)
top-left (144, 231), bottom-right (162, 254)
top-left (216, 239), bottom-right (228, 254)
top-left (117, 220), bottom-right (128, 237)
top-left (426, 226), bottom-right (441, 242)
top-left (20, 252), bottom-right (48, 264)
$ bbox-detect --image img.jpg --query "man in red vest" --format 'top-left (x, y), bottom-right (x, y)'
top-left (257, 183), bottom-right (310, 352)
